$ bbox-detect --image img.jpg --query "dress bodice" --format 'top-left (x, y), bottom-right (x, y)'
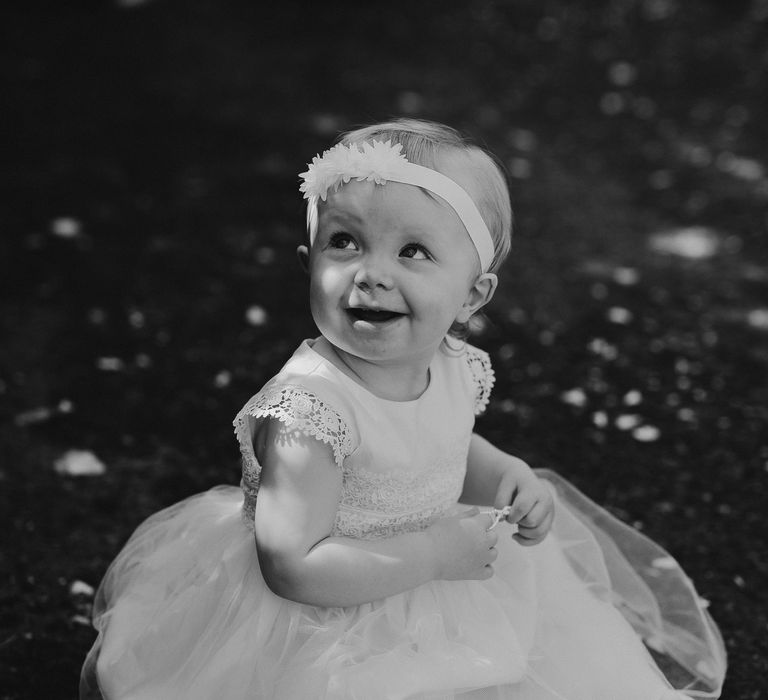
top-left (233, 339), bottom-right (494, 540)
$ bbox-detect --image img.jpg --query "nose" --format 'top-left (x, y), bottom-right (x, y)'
top-left (353, 254), bottom-right (394, 292)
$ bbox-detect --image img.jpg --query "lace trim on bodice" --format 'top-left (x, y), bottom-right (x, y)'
top-left (465, 345), bottom-right (495, 414)
top-left (232, 385), bottom-right (354, 528)
top-left (333, 434), bottom-right (468, 540)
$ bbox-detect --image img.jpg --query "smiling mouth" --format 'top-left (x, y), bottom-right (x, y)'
top-left (347, 308), bottom-right (405, 323)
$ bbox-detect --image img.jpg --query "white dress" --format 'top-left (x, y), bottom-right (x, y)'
top-left (81, 339), bottom-right (726, 700)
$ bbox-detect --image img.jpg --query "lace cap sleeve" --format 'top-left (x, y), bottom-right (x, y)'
top-left (233, 384), bottom-right (355, 470)
top-left (464, 345), bottom-right (495, 415)
top-left (232, 384), bottom-right (356, 529)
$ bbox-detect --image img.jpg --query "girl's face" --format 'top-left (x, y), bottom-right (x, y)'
top-left (303, 179), bottom-right (496, 371)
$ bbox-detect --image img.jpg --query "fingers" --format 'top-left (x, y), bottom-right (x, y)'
top-left (479, 546), bottom-right (498, 579)
top-left (482, 520), bottom-right (499, 548)
top-left (516, 498), bottom-right (549, 528)
top-left (514, 501), bottom-right (555, 546)
top-left (479, 519), bottom-right (499, 578)
top-left (431, 509), bottom-right (505, 581)
top-left (506, 492), bottom-right (539, 525)
top-left (497, 478), bottom-right (555, 546)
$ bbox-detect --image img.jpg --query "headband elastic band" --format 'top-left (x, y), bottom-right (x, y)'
top-left (299, 140), bottom-right (495, 272)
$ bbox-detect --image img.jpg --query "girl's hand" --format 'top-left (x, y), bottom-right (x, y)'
top-left (426, 509), bottom-right (499, 580)
top-left (495, 465), bottom-right (554, 546)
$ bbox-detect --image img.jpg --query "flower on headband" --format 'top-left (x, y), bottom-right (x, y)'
top-left (299, 140), bottom-right (409, 201)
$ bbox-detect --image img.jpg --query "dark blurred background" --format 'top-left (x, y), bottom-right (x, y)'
top-left (1, 0), bottom-right (767, 697)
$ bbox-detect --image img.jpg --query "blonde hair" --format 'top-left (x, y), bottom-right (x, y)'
top-left (337, 118), bottom-right (513, 274)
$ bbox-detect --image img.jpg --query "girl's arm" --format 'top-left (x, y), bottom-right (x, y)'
top-left (253, 419), bottom-right (497, 607)
top-left (461, 433), bottom-right (555, 546)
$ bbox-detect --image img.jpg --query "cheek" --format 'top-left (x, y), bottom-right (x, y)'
top-left (317, 267), bottom-right (346, 295)
top-left (412, 281), bottom-right (466, 322)
top-left (310, 266), bottom-right (346, 314)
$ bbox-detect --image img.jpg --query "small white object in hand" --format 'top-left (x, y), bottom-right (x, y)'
top-left (485, 506), bottom-right (517, 532)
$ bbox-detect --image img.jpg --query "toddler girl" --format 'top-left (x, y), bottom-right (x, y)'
top-left (81, 118), bottom-right (726, 699)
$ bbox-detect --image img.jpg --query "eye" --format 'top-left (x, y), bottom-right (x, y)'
top-left (327, 232), bottom-right (358, 250)
top-left (400, 243), bottom-right (431, 260)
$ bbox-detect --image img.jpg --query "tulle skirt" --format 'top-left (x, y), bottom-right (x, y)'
top-left (80, 469), bottom-right (725, 700)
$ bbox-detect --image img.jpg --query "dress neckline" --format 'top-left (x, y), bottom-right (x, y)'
top-left (302, 338), bottom-right (434, 405)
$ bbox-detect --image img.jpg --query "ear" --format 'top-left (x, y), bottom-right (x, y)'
top-left (455, 272), bottom-right (497, 324)
top-left (296, 245), bottom-right (310, 274)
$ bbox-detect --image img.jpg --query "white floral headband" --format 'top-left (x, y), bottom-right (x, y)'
top-left (298, 140), bottom-right (495, 272)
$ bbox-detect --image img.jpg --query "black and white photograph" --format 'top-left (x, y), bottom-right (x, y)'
top-left (2, 1), bottom-right (766, 698)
